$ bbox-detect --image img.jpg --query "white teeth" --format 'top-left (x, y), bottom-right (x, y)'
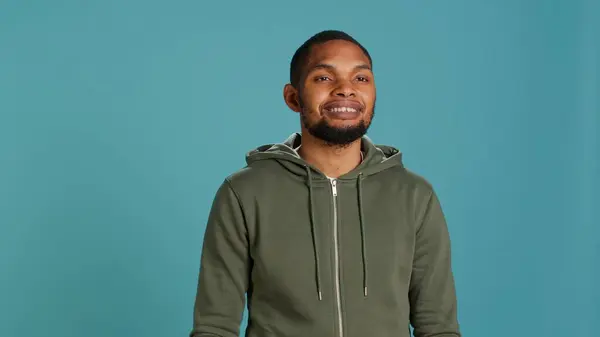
top-left (330, 107), bottom-right (357, 113)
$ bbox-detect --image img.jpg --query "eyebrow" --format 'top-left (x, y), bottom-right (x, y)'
top-left (309, 63), bottom-right (372, 72)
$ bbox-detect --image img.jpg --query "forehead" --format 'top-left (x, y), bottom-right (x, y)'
top-left (305, 40), bottom-right (371, 69)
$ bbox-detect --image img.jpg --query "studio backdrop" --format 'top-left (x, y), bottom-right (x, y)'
top-left (1, 1), bottom-right (598, 336)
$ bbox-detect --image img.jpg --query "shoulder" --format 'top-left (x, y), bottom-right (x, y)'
top-left (222, 160), bottom-right (284, 195)
top-left (384, 165), bottom-right (436, 196)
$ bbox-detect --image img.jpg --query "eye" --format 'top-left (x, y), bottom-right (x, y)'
top-left (356, 76), bottom-right (369, 82)
top-left (315, 75), bottom-right (331, 82)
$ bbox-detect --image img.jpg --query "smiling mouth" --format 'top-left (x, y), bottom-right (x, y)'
top-left (322, 100), bottom-right (364, 114)
top-left (322, 101), bottom-right (363, 120)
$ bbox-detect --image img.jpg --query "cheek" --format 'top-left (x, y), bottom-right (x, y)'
top-left (302, 90), bottom-right (328, 112)
top-left (362, 89), bottom-right (376, 106)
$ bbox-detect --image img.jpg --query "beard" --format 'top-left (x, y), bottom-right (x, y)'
top-left (299, 98), bottom-right (375, 147)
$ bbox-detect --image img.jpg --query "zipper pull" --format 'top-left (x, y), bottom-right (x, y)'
top-left (331, 179), bottom-right (337, 196)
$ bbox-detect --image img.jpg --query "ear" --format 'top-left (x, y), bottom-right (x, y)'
top-left (283, 83), bottom-right (302, 113)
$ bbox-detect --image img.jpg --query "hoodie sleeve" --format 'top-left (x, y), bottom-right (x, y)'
top-left (409, 189), bottom-right (461, 337)
top-left (189, 179), bottom-right (251, 337)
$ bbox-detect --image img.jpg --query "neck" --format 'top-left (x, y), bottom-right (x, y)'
top-left (297, 132), bottom-right (363, 178)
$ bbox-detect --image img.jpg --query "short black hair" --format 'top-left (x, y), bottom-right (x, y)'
top-left (289, 30), bottom-right (372, 88)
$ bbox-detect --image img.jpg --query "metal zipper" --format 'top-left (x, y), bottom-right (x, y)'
top-left (330, 178), bottom-right (343, 337)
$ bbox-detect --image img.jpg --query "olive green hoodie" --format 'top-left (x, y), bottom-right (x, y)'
top-left (190, 133), bottom-right (461, 337)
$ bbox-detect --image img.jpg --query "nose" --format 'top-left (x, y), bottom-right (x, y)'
top-left (333, 80), bottom-right (356, 97)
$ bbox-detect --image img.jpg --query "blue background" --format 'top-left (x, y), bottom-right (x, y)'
top-left (1, 0), bottom-right (598, 336)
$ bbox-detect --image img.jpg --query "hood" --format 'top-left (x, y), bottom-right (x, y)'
top-left (244, 132), bottom-right (403, 300)
top-left (246, 132), bottom-right (403, 179)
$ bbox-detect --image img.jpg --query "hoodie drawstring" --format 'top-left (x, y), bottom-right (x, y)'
top-left (305, 167), bottom-right (368, 300)
top-left (306, 167), bottom-right (323, 300)
top-left (357, 173), bottom-right (368, 297)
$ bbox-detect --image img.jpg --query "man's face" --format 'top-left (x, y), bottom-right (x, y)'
top-left (286, 39), bottom-right (376, 146)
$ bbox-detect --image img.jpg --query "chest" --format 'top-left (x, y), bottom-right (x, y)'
top-left (248, 177), bottom-right (418, 285)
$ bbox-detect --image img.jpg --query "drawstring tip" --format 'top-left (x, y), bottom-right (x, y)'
top-left (318, 291), bottom-right (323, 301)
top-left (364, 287), bottom-right (368, 297)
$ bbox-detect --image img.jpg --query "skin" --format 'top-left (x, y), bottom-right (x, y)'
top-left (283, 39), bottom-right (376, 178)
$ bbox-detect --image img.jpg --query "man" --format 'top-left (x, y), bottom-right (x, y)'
top-left (189, 30), bottom-right (461, 337)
